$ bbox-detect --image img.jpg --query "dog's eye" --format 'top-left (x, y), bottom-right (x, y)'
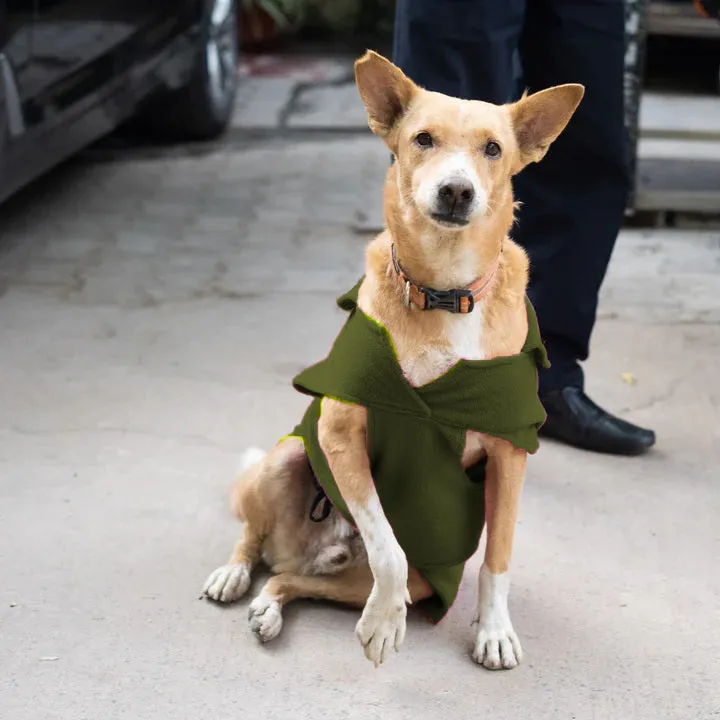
top-left (415, 132), bottom-right (434, 149)
top-left (484, 140), bottom-right (502, 158)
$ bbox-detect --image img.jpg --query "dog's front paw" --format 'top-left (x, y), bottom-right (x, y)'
top-left (203, 564), bottom-right (251, 603)
top-left (248, 591), bottom-right (283, 643)
top-left (355, 584), bottom-right (411, 667)
top-left (471, 565), bottom-right (522, 670)
top-left (472, 621), bottom-right (523, 670)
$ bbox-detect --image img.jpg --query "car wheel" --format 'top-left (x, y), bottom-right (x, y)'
top-left (150, 0), bottom-right (239, 141)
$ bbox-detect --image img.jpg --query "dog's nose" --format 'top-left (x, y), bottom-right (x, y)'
top-left (437, 178), bottom-right (475, 216)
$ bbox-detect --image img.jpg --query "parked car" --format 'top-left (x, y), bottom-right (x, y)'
top-left (0, 0), bottom-right (238, 204)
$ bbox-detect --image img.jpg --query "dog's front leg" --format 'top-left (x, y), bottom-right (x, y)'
top-left (472, 438), bottom-right (527, 670)
top-left (318, 398), bottom-right (410, 667)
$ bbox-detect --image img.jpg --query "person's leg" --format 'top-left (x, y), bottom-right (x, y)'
top-left (515, 0), bottom-right (627, 391)
top-left (515, 0), bottom-right (654, 454)
top-left (392, 0), bottom-right (525, 104)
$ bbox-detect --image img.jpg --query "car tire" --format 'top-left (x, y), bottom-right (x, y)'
top-left (148, 0), bottom-right (239, 141)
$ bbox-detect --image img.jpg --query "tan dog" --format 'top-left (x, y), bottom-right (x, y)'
top-left (203, 51), bottom-right (583, 669)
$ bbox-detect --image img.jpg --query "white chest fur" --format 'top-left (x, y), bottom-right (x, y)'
top-left (401, 303), bottom-right (487, 387)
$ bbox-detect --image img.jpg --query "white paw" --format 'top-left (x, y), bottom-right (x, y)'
top-left (203, 564), bottom-right (251, 603)
top-left (248, 592), bottom-right (283, 643)
top-left (471, 565), bottom-right (522, 670)
top-left (472, 623), bottom-right (523, 670)
top-left (355, 584), bottom-right (411, 667)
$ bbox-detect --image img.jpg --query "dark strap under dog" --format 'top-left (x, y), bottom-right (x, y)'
top-left (309, 472), bottom-right (332, 523)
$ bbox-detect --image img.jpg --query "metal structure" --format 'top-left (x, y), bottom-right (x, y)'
top-left (624, 0), bottom-right (650, 212)
top-left (625, 0), bottom-right (720, 214)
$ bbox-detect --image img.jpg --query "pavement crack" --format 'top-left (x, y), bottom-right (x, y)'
top-left (2, 424), bottom-right (233, 451)
top-left (618, 376), bottom-right (684, 414)
top-left (278, 72), bottom-right (355, 128)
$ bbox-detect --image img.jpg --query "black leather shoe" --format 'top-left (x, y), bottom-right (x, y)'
top-left (539, 386), bottom-right (656, 455)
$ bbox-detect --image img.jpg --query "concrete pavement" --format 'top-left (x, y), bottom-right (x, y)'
top-left (1, 67), bottom-right (720, 720)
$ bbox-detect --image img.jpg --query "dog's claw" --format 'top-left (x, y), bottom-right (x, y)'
top-left (202, 564), bottom-right (251, 603)
top-left (248, 592), bottom-right (283, 642)
top-left (472, 626), bottom-right (523, 670)
top-left (356, 586), bottom-right (408, 667)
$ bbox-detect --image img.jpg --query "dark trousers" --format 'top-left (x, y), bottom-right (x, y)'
top-left (393, 0), bottom-right (630, 393)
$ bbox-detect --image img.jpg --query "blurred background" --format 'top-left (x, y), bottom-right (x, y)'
top-left (1, 0), bottom-right (719, 218)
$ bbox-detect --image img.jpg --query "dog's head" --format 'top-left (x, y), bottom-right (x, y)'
top-left (355, 51), bottom-right (584, 232)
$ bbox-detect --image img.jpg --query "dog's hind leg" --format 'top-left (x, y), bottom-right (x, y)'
top-left (203, 527), bottom-right (265, 603)
top-left (203, 437), bottom-right (311, 603)
top-left (202, 446), bottom-right (275, 603)
top-left (247, 566), bottom-right (433, 649)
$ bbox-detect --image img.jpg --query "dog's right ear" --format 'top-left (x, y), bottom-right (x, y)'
top-left (354, 51), bottom-right (417, 140)
top-left (508, 84), bottom-right (585, 171)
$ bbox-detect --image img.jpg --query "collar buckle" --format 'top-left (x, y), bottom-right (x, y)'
top-left (424, 287), bottom-right (474, 314)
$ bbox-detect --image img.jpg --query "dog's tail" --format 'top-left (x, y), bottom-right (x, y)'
top-left (229, 447), bottom-right (267, 520)
top-left (238, 447), bottom-right (267, 474)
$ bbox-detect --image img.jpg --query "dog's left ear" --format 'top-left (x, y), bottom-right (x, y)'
top-left (508, 84), bottom-right (585, 171)
top-left (355, 50), bottom-right (417, 142)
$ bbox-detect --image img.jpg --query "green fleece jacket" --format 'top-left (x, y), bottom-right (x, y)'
top-left (289, 279), bottom-right (549, 621)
